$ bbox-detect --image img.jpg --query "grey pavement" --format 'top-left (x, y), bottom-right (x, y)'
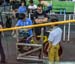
top-left (0, 31), bottom-right (75, 64)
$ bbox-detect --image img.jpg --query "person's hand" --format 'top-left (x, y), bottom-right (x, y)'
top-left (0, 25), bottom-right (2, 28)
top-left (2, 32), bottom-right (4, 37)
top-left (11, 31), bottom-right (17, 38)
top-left (39, 19), bottom-right (43, 23)
top-left (23, 29), bottom-right (28, 32)
top-left (12, 31), bottom-right (17, 38)
top-left (32, 36), bottom-right (39, 43)
top-left (36, 19), bottom-right (43, 23)
top-left (12, 34), bottom-right (17, 38)
top-left (11, 31), bottom-right (15, 36)
top-left (47, 46), bottom-right (49, 52)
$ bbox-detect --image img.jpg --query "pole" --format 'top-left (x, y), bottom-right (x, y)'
top-left (63, 14), bottom-right (66, 41)
top-left (67, 14), bottom-right (71, 41)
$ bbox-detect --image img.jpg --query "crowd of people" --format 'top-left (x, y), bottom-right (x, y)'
top-left (0, 0), bottom-right (63, 64)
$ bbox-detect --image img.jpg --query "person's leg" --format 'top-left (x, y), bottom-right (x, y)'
top-left (48, 46), bottom-right (55, 64)
top-left (0, 37), bottom-right (6, 62)
top-left (55, 44), bottom-right (60, 64)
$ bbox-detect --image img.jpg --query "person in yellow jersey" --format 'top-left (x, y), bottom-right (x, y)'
top-left (47, 18), bottom-right (62, 64)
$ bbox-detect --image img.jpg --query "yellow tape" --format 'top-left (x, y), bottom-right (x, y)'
top-left (0, 20), bottom-right (75, 32)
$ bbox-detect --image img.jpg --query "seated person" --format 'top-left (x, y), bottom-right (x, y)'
top-left (18, 1), bottom-right (27, 13)
top-left (12, 13), bottom-right (33, 53)
top-left (12, 13), bottom-right (33, 43)
top-left (15, 1), bottom-right (27, 19)
top-left (39, 0), bottom-right (52, 13)
top-left (28, 0), bottom-right (37, 20)
top-left (28, 0), bottom-right (37, 13)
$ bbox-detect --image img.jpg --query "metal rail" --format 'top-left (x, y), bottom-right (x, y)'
top-left (0, 20), bottom-right (75, 32)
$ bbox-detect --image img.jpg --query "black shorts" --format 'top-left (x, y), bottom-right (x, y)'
top-left (34, 27), bottom-right (41, 36)
top-left (34, 27), bottom-right (47, 36)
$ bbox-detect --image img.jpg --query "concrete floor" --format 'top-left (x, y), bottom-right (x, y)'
top-left (0, 31), bottom-right (75, 64)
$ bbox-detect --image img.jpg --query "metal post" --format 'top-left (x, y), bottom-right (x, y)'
top-left (29, 13), bottom-right (31, 19)
top-left (67, 14), bottom-right (71, 41)
top-left (60, 9), bottom-right (62, 15)
top-left (39, 28), bottom-right (44, 59)
top-left (64, 9), bottom-right (66, 15)
top-left (16, 28), bottom-right (43, 61)
top-left (3, 0), bottom-right (6, 12)
top-left (63, 14), bottom-right (66, 41)
top-left (73, 14), bottom-right (75, 20)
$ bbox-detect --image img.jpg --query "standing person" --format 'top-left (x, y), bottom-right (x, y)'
top-left (48, 18), bottom-right (62, 64)
top-left (16, 1), bottom-right (27, 19)
top-left (33, 4), bottom-right (48, 43)
top-left (12, 13), bottom-right (33, 53)
top-left (15, 13), bottom-right (33, 36)
top-left (0, 22), bottom-right (6, 63)
top-left (33, 4), bottom-right (48, 58)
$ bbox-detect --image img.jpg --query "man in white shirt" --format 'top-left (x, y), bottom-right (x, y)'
top-left (28, 0), bottom-right (37, 10)
top-left (28, 0), bottom-right (37, 20)
top-left (48, 18), bottom-right (62, 64)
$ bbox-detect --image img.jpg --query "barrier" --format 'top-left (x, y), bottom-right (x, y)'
top-left (63, 15), bottom-right (66, 41)
top-left (1, 12), bottom-right (75, 41)
top-left (0, 20), bottom-right (75, 32)
top-left (15, 20), bottom-right (75, 61)
top-left (16, 28), bottom-right (44, 61)
top-left (68, 15), bottom-right (71, 41)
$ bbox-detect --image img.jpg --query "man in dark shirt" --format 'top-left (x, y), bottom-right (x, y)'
top-left (33, 4), bottom-right (48, 58)
top-left (34, 4), bottom-right (48, 36)
top-left (0, 22), bottom-right (6, 63)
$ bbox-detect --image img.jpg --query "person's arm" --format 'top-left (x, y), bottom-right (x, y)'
top-left (0, 24), bottom-right (3, 28)
top-left (34, 13), bottom-right (48, 23)
top-left (27, 19), bottom-right (33, 30)
top-left (41, 17), bottom-right (48, 23)
top-left (47, 32), bottom-right (54, 51)
top-left (35, 12), bottom-right (48, 23)
top-left (47, 41), bottom-right (52, 52)
top-left (41, 12), bottom-right (48, 23)
top-left (35, 17), bottom-right (48, 23)
top-left (35, 19), bottom-right (42, 23)
top-left (33, 11), bottom-right (42, 23)
top-left (40, 1), bottom-right (49, 7)
top-left (12, 20), bottom-right (21, 36)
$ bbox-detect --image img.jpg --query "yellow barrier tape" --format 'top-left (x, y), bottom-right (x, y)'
top-left (0, 20), bottom-right (75, 32)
